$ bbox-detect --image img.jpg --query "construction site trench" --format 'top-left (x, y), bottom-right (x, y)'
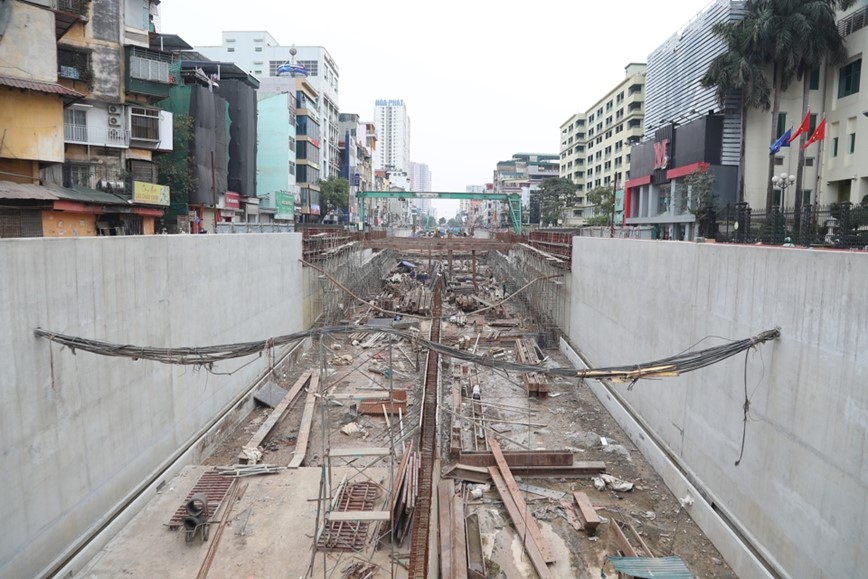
top-left (72, 235), bottom-right (741, 579)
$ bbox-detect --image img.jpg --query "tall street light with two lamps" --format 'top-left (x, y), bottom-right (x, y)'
top-left (771, 172), bottom-right (796, 209)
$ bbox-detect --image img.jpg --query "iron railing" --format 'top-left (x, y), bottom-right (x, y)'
top-left (715, 202), bottom-right (868, 249)
top-left (64, 124), bottom-right (129, 147)
top-left (57, 0), bottom-right (89, 17)
top-left (839, 5), bottom-right (868, 37)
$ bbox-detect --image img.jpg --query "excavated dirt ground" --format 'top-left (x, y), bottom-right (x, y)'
top-left (195, 259), bottom-right (738, 579)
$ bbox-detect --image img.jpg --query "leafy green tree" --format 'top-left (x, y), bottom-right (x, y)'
top-left (318, 177), bottom-right (349, 216)
top-left (702, 0), bottom-right (853, 212)
top-left (438, 217), bottom-right (446, 226)
top-left (790, 0), bottom-right (854, 218)
top-left (701, 14), bottom-right (771, 204)
top-left (585, 185), bottom-right (615, 226)
top-left (447, 218), bottom-right (462, 228)
top-left (532, 177), bottom-right (578, 226)
top-left (155, 114), bottom-right (196, 203)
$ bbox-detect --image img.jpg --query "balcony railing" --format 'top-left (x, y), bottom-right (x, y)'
top-left (64, 124), bottom-right (129, 147)
top-left (839, 5), bottom-right (868, 37)
top-left (58, 48), bottom-right (91, 84)
top-left (128, 46), bottom-right (173, 83)
top-left (57, 0), bottom-right (89, 17)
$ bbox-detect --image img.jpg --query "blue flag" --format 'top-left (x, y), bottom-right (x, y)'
top-left (770, 128), bottom-right (792, 155)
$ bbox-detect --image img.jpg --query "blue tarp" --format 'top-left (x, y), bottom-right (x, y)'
top-left (399, 261), bottom-right (416, 269)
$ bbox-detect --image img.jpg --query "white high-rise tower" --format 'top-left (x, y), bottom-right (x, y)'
top-left (374, 99), bottom-right (411, 173)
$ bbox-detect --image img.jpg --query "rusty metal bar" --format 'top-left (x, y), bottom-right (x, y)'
top-left (407, 278), bottom-right (443, 578)
top-left (456, 449), bottom-right (574, 467)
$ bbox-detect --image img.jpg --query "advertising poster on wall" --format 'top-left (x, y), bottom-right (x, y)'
top-left (275, 191), bottom-right (295, 221)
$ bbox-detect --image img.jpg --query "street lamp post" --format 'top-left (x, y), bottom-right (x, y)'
top-left (771, 172), bottom-right (796, 210)
top-left (771, 172), bottom-right (796, 244)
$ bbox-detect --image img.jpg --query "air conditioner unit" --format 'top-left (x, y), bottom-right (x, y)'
top-left (108, 105), bottom-right (121, 114)
top-left (109, 116), bottom-right (120, 126)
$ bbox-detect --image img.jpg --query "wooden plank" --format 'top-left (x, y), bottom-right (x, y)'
top-left (488, 439), bottom-right (554, 563)
top-left (609, 519), bottom-right (637, 557)
top-left (488, 468), bottom-right (553, 579)
top-left (328, 447), bottom-right (391, 458)
top-left (357, 401), bottom-right (407, 415)
top-left (573, 491), bottom-right (601, 535)
top-left (327, 510), bottom-right (391, 522)
top-left (438, 480), bottom-right (453, 579)
top-left (627, 520), bottom-right (655, 557)
top-left (465, 512), bottom-right (486, 579)
top-left (238, 371), bottom-right (312, 463)
top-left (452, 490), bottom-right (469, 579)
top-left (445, 461), bottom-right (606, 482)
top-left (288, 374), bottom-right (319, 468)
top-left (327, 392), bottom-right (408, 400)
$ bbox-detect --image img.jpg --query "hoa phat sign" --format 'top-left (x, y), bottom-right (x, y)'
top-left (132, 181), bottom-right (170, 206)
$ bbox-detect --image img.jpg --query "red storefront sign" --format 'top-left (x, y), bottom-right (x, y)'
top-left (224, 191), bottom-right (240, 210)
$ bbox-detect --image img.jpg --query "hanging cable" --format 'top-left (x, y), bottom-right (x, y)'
top-left (33, 326), bottom-right (780, 384)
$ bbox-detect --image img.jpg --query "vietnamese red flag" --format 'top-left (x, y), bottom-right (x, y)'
top-left (802, 116), bottom-right (826, 150)
top-left (788, 110), bottom-right (811, 144)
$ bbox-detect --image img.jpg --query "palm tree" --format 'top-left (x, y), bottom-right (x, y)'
top-left (701, 5), bottom-right (772, 204)
top-left (705, 1), bottom-right (855, 214)
top-left (790, 0), bottom-right (854, 224)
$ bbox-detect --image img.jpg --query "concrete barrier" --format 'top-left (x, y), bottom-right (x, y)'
top-left (0, 233), bottom-right (305, 579)
top-left (567, 238), bottom-right (868, 578)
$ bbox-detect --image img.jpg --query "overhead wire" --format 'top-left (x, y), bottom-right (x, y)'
top-left (33, 325), bottom-right (781, 384)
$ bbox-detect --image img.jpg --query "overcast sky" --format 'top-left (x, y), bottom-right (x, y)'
top-left (161, 0), bottom-right (714, 206)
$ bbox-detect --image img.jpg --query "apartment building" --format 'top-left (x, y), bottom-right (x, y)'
top-left (409, 161), bottom-right (432, 192)
top-left (624, 0), bottom-right (868, 240)
top-left (494, 153), bottom-right (558, 226)
top-left (374, 99), bottom-right (411, 173)
top-left (196, 32), bottom-right (341, 180)
top-left (559, 63), bottom-right (646, 226)
top-left (0, 0), bottom-right (177, 237)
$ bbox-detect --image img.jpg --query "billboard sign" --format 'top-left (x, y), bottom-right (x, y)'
top-left (224, 191), bottom-right (241, 209)
top-left (132, 181), bottom-right (170, 206)
top-left (275, 191), bottom-right (295, 220)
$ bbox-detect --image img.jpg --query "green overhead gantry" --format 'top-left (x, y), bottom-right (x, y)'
top-left (356, 191), bottom-right (523, 234)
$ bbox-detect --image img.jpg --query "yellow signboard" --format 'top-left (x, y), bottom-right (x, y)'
top-left (133, 181), bottom-right (170, 206)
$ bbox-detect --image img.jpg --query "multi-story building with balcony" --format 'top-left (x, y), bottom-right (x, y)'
top-left (494, 153), bottom-right (558, 226)
top-left (195, 32), bottom-right (341, 181)
top-left (294, 76), bottom-right (322, 221)
top-left (0, 0), bottom-right (179, 237)
top-left (338, 113), bottom-right (379, 224)
top-left (559, 63), bottom-right (646, 226)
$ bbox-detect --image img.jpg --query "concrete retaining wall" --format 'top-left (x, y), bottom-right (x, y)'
top-left (568, 238), bottom-right (867, 578)
top-left (0, 233), bottom-right (305, 579)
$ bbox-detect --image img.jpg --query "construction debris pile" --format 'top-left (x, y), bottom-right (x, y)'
top-left (79, 247), bottom-right (735, 579)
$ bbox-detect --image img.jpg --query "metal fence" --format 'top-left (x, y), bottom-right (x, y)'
top-left (715, 202), bottom-right (868, 249)
top-left (215, 222), bottom-right (293, 234)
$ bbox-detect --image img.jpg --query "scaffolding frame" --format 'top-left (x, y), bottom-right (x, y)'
top-left (302, 245), bottom-right (419, 579)
top-left (486, 245), bottom-right (566, 347)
